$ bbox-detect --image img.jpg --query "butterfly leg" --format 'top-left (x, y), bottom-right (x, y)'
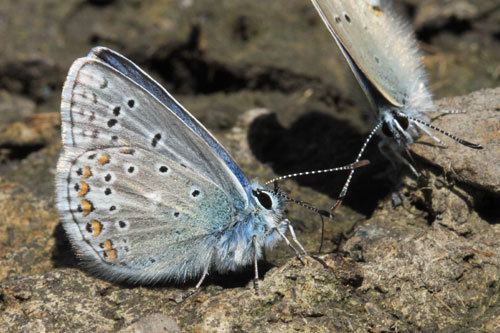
top-left (284, 219), bottom-right (308, 257)
top-left (275, 225), bottom-right (305, 264)
top-left (398, 153), bottom-right (419, 177)
top-left (318, 214), bottom-right (326, 254)
top-left (378, 140), bottom-right (419, 177)
top-left (377, 140), bottom-right (415, 207)
top-left (195, 266), bottom-right (209, 289)
top-left (180, 266), bottom-right (209, 302)
top-left (252, 235), bottom-right (260, 293)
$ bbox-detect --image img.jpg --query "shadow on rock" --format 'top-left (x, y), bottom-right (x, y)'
top-left (248, 111), bottom-right (393, 216)
top-left (51, 223), bottom-right (79, 269)
top-left (470, 188), bottom-right (499, 225)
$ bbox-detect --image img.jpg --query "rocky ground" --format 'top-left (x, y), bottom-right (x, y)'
top-left (0, 0), bottom-right (498, 332)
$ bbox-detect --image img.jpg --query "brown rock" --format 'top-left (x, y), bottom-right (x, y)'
top-left (411, 87), bottom-right (499, 194)
top-left (0, 0), bottom-right (498, 331)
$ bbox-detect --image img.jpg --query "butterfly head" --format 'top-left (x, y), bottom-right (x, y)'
top-left (380, 107), bottom-right (419, 149)
top-left (251, 184), bottom-right (284, 216)
top-left (374, 73), bottom-right (433, 146)
top-left (241, 182), bottom-right (286, 249)
top-left (382, 110), bottom-right (409, 137)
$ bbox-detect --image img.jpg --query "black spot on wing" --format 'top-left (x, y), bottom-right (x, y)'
top-left (151, 133), bottom-right (161, 147)
top-left (107, 119), bottom-right (118, 127)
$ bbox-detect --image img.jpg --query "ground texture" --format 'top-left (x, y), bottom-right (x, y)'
top-left (0, 1), bottom-right (498, 332)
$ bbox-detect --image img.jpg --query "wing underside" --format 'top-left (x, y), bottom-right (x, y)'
top-left (57, 146), bottom-right (234, 282)
top-left (311, 0), bottom-right (425, 107)
top-left (56, 48), bottom-right (255, 282)
top-left (60, 52), bottom-right (249, 207)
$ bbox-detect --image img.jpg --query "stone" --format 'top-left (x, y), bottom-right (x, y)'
top-left (0, 1), bottom-right (498, 331)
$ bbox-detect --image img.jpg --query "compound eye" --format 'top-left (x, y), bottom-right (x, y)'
top-left (396, 115), bottom-right (409, 130)
top-left (252, 190), bottom-right (273, 210)
top-left (382, 121), bottom-right (393, 137)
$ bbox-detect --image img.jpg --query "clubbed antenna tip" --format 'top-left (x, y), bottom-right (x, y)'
top-left (351, 160), bottom-right (370, 168)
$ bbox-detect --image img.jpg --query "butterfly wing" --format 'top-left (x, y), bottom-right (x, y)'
top-left (87, 47), bottom-right (252, 201)
top-left (57, 48), bottom-right (252, 282)
top-left (60, 49), bottom-right (250, 206)
top-left (311, 0), bottom-right (426, 108)
top-left (57, 146), bottom-right (233, 282)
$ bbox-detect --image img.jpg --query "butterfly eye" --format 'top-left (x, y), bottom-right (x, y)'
top-left (382, 121), bottom-right (393, 137)
top-left (395, 115), bottom-right (409, 130)
top-left (252, 190), bottom-right (273, 210)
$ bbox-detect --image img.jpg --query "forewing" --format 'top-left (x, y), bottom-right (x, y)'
top-left (60, 53), bottom-right (248, 208)
top-left (56, 146), bottom-right (234, 282)
top-left (311, 0), bottom-right (425, 107)
top-left (88, 47), bottom-right (251, 197)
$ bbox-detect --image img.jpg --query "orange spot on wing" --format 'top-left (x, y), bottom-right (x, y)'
top-left (107, 249), bottom-right (117, 261)
top-left (91, 219), bottom-right (102, 238)
top-left (102, 239), bottom-right (117, 261)
top-left (372, 6), bottom-right (383, 16)
top-left (82, 166), bottom-right (92, 178)
top-left (103, 239), bottom-right (113, 251)
top-left (97, 153), bottom-right (110, 166)
top-left (81, 199), bottom-right (94, 216)
top-left (78, 181), bottom-right (90, 197)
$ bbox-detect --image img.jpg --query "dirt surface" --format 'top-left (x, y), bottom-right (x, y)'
top-left (0, 0), bottom-right (498, 332)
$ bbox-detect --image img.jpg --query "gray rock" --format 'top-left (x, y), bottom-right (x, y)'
top-left (0, 90), bottom-right (36, 125)
top-left (411, 87), bottom-right (499, 194)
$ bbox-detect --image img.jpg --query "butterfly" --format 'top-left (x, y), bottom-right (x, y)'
top-left (310, 0), bottom-right (483, 209)
top-left (55, 47), bottom-right (366, 289)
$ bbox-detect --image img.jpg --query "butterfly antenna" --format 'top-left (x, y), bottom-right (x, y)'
top-left (264, 160), bottom-right (370, 186)
top-left (330, 120), bottom-right (384, 212)
top-left (275, 192), bottom-right (331, 254)
top-left (274, 191), bottom-right (333, 219)
top-left (400, 113), bottom-right (483, 149)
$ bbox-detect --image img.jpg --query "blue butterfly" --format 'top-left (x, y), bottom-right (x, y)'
top-left (56, 47), bottom-right (323, 289)
top-left (311, 0), bottom-right (483, 210)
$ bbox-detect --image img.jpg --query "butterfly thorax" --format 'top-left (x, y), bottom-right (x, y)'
top-left (213, 183), bottom-right (286, 272)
